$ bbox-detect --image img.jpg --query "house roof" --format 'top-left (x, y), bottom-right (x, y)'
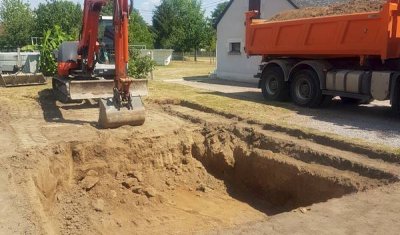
top-left (214, 0), bottom-right (345, 27)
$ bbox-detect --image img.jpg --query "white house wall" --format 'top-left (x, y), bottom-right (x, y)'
top-left (216, 0), bottom-right (295, 84)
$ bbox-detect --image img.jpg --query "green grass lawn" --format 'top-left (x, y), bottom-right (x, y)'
top-left (153, 60), bottom-right (216, 80)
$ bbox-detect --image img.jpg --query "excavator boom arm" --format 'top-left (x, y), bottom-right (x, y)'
top-left (78, 0), bottom-right (108, 73)
top-left (78, 0), bottom-right (132, 83)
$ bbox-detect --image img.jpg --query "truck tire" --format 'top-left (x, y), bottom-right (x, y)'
top-left (260, 66), bottom-right (289, 101)
top-left (290, 69), bottom-right (323, 108)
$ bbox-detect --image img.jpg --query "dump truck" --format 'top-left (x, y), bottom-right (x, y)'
top-left (245, 0), bottom-right (400, 114)
top-left (0, 49), bottom-right (46, 87)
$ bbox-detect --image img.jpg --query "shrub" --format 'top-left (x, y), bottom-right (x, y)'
top-left (127, 49), bottom-right (156, 79)
top-left (39, 25), bottom-right (73, 76)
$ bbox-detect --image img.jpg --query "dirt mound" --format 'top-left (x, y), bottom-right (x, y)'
top-left (269, 0), bottom-right (386, 21)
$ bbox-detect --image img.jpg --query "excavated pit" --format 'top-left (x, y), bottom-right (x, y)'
top-left (10, 125), bottom-right (390, 234)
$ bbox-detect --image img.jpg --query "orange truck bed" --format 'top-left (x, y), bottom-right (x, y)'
top-left (245, 0), bottom-right (400, 61)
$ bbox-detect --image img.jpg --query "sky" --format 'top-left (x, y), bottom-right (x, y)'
top-left (28, 0), bottom-right (226, 24)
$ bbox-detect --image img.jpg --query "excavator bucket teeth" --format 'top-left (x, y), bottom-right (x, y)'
top-left (68, 78), bottom-right (148, 100)
top-left (0, 73), bottom-right (46, 87)
top-left (98, 97), bottom-right (146, 129)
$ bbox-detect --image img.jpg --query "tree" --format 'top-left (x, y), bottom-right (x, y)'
top-left (39, 25), bottom-right (73, 76)
top-left (203, 2), bottom-right (230, 52)
top-left (101, 2), bottom-right (113, 15)
top-left (102, 4), bottom-right (154, 48)
top-left (153, 0), bottom-right (209, 60)
top-left (203, 19), bottom-right (216, 52)
top-left (152, 0), bottom-right (179, 49)
top-left (182, 0), bottom-right (208, 60)
top-left (210, 1), bottom-right (229, 26)
top-left (0, 0), bottom-right (36, 47)
top-left (35, 0), bottom-right (82, 38)
top-left (129, 10), bottom-right (154, 48)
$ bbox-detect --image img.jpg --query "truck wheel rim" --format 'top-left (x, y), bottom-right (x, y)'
top-left (266, 76), bottom-right (278, 95)
top-left (295, 77), bottom-right (312, 102)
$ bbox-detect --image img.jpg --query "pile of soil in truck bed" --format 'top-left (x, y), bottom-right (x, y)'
top-left (269, 0), bottom-right (387, 21)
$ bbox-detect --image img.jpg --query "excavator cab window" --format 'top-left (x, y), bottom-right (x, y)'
top-left (98, 16), bottom-right (115, 64)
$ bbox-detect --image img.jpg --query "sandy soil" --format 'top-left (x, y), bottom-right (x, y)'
top-left (0, 85), bottom-right (267, 234)
top-left (217, 182), bottom-right (400, 234)
top-left (270, 0), bottom-right (386, 21)
top-left (1, 81), bottom-right (400, 234)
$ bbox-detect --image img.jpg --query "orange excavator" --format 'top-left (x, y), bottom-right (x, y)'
top-left (53, 0), bottom-right (147, 128)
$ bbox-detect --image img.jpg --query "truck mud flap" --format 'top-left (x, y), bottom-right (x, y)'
top-left (69, 79), bottom-right (148, 100)
top-left (0, 73), bottom-right (46, 87)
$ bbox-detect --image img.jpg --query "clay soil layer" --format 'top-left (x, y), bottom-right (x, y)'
top-left (269, 0), bottom-right (387, 21)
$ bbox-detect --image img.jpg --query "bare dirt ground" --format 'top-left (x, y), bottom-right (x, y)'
top-left (0, 86), bottom-right (269, 234)
top-left (1, 80), bottom-right (400, 234)
top-left (1, 62), bottom-right (400, 234)
top-left (216, 182), bottom-right (400, 234)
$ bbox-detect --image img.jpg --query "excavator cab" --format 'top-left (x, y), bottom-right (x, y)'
top-left (98, 16), bottom-right (114, 64)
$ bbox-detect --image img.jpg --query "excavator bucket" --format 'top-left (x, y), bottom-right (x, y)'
top-left (98, 96), bottom-right (146, 128)
top-left (97, 78), bottom-right (148, 129)
top-left (0, 73), bottom-right (46, 87)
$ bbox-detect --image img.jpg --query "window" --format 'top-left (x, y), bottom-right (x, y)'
top-left (249, 0), bottom-right (261, 11)
top-left (229, 42), bottom-right (241, 54)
